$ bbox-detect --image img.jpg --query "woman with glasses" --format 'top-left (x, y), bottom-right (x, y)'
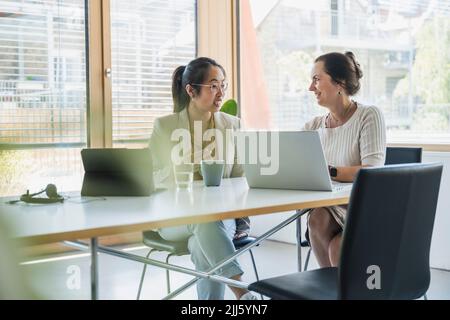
top-left (148, 57), bottom-right (256, 300)
top-left (303, 52), bottom-right (386, 268)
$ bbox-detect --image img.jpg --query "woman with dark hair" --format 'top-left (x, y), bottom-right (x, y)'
top-left (149, 57), bottom-right (255, 300)
top-left (304, 52), bottom-right (386, 268)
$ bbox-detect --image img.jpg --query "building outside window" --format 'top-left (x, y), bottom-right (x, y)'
top-left (240, 0), bottom-right (450, 145)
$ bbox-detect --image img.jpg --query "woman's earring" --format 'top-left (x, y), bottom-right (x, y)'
top-left (338, 91), bottom-right (341, 95)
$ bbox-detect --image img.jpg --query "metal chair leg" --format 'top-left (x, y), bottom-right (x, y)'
top-left (248, 249), bottom-right (259, 281)
top-left (166, 254), bottom-right (174, 294)
top-left (303, 247), bottom-right (312, 271)
top-left (248, 249), bottom-right (264, 300)
top-left (296, 216), bottom-right (302, 271)
top-left (136, 249), bottom-right (156, 300)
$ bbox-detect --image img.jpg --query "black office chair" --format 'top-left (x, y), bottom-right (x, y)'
top-left (301, 146), bottom-right (423, 271)
top-left (384, 147), bottom-right (422, 165)
top-left (136, 230), bottom-right (261, 299)
top-left (249, 163), bottom-right (442, 299)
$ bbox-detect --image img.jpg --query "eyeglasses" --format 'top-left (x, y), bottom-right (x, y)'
top-left (191, 81), bottom-right (228, 93)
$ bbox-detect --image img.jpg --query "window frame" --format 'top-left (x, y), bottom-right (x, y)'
top-left (234, 0), bottom-right (450, 152)
top-left (3, 1), bottom-right (449, 152)
top-left (0, 0), bottom-right (238, 150)
top-left (88, 0), bottom-right (237, 148)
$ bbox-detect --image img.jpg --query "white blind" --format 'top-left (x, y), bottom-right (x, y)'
top-left (110, 0), bottom-right (197, 144)
top-left (0, 0), bottom-right (87, 146)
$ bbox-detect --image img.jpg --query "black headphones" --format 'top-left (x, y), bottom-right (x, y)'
top-left (8, 184), bottom-right (65, 204)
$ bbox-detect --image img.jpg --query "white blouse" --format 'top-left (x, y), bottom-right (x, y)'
top-left (303, 102), bottom-right (386, 167)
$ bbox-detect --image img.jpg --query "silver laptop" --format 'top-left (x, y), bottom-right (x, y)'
top-left (236, 130), bottom-right (352, 192)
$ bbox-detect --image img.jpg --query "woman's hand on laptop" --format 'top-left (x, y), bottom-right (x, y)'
top-left (330, 165), bottom-right (372, 182)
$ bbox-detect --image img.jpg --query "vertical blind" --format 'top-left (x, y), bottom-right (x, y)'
top-left (110, 0), bottom-right (197, 145)
top-left (0, 0), bottom-right (87, 146)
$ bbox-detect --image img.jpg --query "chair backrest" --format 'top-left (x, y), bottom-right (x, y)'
top-left (338, 163), bottom-right (443, 300)
top-left (385, 147), bottom-right (422, 165)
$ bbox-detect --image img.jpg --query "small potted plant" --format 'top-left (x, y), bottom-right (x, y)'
top-left (220, 99), bottom-right (238, 116)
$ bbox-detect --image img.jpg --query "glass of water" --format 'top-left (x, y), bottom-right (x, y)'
top-left (173, 163), bottom-right (194, 190)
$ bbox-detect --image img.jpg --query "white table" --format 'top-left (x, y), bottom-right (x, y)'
top-left (1, 177), bottom-right (351, 299)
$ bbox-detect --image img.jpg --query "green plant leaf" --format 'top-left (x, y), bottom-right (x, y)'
top-left (220, 99), bottom-right (238, 116)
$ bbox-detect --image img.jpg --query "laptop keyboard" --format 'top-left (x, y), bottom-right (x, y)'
top-left (331, 181), bottom-right (353, 191)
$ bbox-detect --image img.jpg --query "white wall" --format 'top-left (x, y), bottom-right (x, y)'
top-left (425, 152), bottom-right (450, 270)
top-left (249, 151), bottom-right (450, 270)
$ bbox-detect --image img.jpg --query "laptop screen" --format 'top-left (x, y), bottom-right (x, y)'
top-left (80, 148), bottom-right (154, 196)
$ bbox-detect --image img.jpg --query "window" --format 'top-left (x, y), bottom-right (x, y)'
top-left (386, 76), bottom-right (402, 98)
top-left (110, 0), bottom-right (197, 147)
top-left (330, 0), bottom-right (338, 36)
top-left (239, 0), bottom-right (450, 144)
top-left (0, 0), bottom-right (87, 196)
top-left (0, 0), bottom-right (198, 196)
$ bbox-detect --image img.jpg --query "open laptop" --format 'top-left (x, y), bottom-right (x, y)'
top-left (81, 148), bottom-right (154, 196)
top-left (236, 131), bottom-right (352, 192)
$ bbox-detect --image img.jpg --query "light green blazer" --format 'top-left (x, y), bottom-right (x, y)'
top-left (149, 107), bottom-right (244, 185)
top-left (149, 107), bottom-right (249, 235)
